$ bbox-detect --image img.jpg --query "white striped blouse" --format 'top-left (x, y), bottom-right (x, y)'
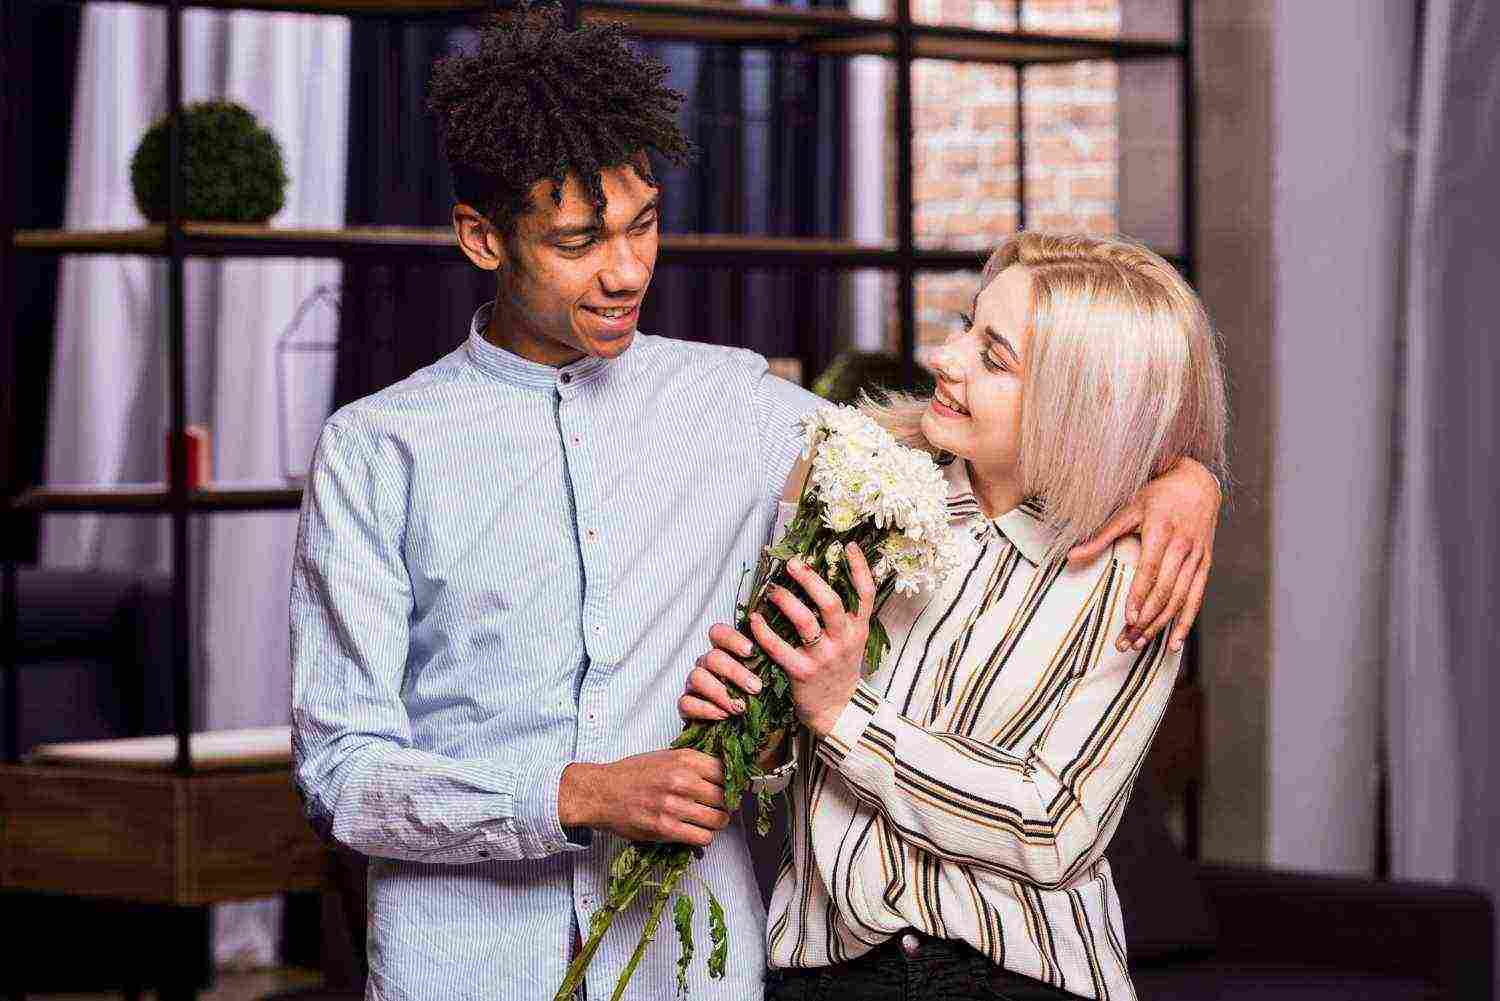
top-left (766, 457), bottom-right (1181, 1001)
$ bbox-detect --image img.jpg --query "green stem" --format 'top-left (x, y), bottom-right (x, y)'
top-left (609, 861), bottom-right (687, 1001)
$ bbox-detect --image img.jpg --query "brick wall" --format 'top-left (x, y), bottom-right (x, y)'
top-left (905, 0), bottom-right (1122, 355)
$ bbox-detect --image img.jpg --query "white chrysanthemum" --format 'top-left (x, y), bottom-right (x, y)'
top-left (798, 404), bottom-right (961, 596)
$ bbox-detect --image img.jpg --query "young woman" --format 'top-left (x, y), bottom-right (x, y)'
top-left (680, 232), bottom-right (1228, 1001)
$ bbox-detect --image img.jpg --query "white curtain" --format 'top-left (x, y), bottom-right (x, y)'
top-left (1388, 0), bottom-right (1500, 993)
top-left (44, 3), bottom-right (349, 967)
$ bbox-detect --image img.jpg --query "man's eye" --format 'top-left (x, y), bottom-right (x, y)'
top-left (558, 239), bottom-right (595, 253)
top-left (631, 214), bottom-right (658, 234)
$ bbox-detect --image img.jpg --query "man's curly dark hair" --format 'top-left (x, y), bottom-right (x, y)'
top-left (427, 3), bottom-right (697, 238)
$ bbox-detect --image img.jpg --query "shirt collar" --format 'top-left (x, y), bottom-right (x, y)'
top-left (464, 300), bottom-right (615, 392)
top-left (942, 455), bottom-right (1058, 565)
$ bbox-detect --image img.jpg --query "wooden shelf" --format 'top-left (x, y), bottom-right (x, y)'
top-left (10, 482), bottom-right (305, 514)
top-left (15, 226), bottom-right (1184, 272)
top-left (0, 727), bottom-right (329, 905)
top-left (8, 0), bottom-right (1183, 64)
top-left (28, 726), bottom-right (295, 772)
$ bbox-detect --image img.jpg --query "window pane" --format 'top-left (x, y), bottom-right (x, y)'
top-left (1021, 61), bottom-right (1119, 235)
top-left (913, 60), bottom-right (1020, 251)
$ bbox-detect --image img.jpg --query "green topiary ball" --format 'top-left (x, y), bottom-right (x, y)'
top-left (130, 100), bottom-right (288, 223)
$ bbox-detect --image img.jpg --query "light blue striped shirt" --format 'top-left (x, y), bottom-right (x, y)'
top-left (290, 301), bottom-right (820, 1001)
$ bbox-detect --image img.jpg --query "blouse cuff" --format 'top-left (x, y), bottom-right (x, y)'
top-left (750, 756), bottom-right (798, 795)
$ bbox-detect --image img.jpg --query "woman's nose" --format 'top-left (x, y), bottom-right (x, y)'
top-left (930, 342), bottom-right (966, 381)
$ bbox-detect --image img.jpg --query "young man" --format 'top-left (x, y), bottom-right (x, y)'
top-left (289, 10), bottom-right (1222, 1001)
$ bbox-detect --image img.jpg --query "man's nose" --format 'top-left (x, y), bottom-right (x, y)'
top-left (598, 236), bottom-right (649, 295)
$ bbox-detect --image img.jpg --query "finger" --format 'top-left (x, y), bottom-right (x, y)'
top-left (1137, 548), bottom-right (1199, 646)
top-left (1069, 504), bottom-right (1141, 566)
top-left (708, 622), bottom-right (754, 658)
top-left (679, 694), bottom-right (729, 722)
top-left (688, 664), bottom-right (744, 715)
top-left (766, 587), bottom-right (822, 645)
top-left (847, 543), bottom-right (876, 619)
top-left (664, 819), bottom-right (716, 849)
top-left (704, 648), bottom-right (763, 695)
top-left (750, 611), bottom-right (812, 676)
top-left (1169, 560), bottom-right (1211, 652)
top-left (672, 798), bottom-right (732, 832)
top-left (682, 750), bottom-right (726, 786)
top-left (1125, 519), bottom-right (1173, 626)
top-left (1132, 539), bottom-right (1193, 642)
top-left (683, 776), bottom-right (730, 810)
top-left (785, 557), bottom-right (846, 627)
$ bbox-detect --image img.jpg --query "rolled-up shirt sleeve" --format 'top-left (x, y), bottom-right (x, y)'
top-left (290, 419), bottom-right (587, 863)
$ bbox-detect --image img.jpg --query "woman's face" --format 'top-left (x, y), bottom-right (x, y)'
top-left (920, 264), bottom-right (1031, 489)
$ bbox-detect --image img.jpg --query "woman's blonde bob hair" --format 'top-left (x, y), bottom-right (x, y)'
top-left (865, 231), bottom-right (1228, 557)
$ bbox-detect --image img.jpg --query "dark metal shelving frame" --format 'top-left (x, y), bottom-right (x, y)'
top-left (1, 0), bottom-right (1196, 783)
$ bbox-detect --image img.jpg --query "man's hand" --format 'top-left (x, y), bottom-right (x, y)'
top-left (1067, 457), bottom-right (1221, 653)
top-left (558, 749), bottom-right (730, 848)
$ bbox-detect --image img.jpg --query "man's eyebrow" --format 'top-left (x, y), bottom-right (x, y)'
top-left (544, 197), bottom-right (660, 240)
top-left (545, 219), bottom-right (600, 240)
top-left (984, 325), bottom-right (1022, 362)
top-left (631, 196), bottom-right (661, 224)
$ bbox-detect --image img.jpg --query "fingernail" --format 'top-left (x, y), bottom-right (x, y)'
top-left (789, 558), bottom-right (804, 571)
top-left (747, 677), bottom-right (763, 693)
top-left (1170, 638), bottom-right (1183, 652)
top-left (1116, 637), bottom-right (1131, 652)
top-left (732, 700), bottom-right (746, 713)
top-left (715, 709), bottom-right (729, 720)
top-left (1133, 636), bottom-right (1146, 651)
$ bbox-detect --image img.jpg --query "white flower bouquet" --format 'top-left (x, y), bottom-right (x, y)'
top-left (554, 404), bottom-right (961, 1001)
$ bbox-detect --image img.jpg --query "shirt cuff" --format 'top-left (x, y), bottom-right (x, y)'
top-left (815, 680), bottom-right (883, 770)
top-left (514, 757), bottom-right (591, 858)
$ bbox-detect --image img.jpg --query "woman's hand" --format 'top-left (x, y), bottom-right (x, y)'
top-left (749, 544), bottom-right (877, 738)
top-left (679, 623), bottom-right (764, 723)
top-left (1066, 456), bottom-right (1221, 653)
top-left (680, 623), bottom-right (785, 769)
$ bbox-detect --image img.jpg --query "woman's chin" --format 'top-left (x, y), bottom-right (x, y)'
top-left (921, 411), bottom-right (964, 454)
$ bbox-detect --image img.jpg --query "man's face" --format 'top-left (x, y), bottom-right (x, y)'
top-left (490, 162), bottom-right (660, 366)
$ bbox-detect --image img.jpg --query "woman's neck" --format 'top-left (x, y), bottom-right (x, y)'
top-left (966, 458), bottom-right (1024, 520)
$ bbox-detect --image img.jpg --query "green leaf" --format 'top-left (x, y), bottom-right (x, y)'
top-left (707, 893), bottom-right (729, 980)
top-left (673, 895), bottom-right (694, 997)
top-left (756, 785), bottom-right (773, 837)
top-left (863, 617), bottom-right (890, 678)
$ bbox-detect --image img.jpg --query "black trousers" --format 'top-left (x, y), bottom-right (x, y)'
top-left (765, 930), bottom-right (1083, 1001)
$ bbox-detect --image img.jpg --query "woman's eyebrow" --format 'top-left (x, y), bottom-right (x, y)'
top-left (984, 325), bottom-right (1021, 362)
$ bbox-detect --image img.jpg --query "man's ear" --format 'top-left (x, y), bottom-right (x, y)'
top-left (453, 203), bottom-right (504, 272)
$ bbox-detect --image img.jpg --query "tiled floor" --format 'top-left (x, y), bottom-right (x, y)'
top-left (27, 968), bottom-right (326, 1001)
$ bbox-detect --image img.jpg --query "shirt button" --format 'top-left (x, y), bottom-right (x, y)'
top-left (477, 848), bottom-right (490, 858)
top-left (900, 932), bottom-right (921, 957)
top-left (570, 434), bottom-right (582, 447)
top-left (592, 624), bottom-right (602, 634)
top-left (585, 528), bottom-right (598, 542)
top-left (560, 372), bottom-right (572, 385)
